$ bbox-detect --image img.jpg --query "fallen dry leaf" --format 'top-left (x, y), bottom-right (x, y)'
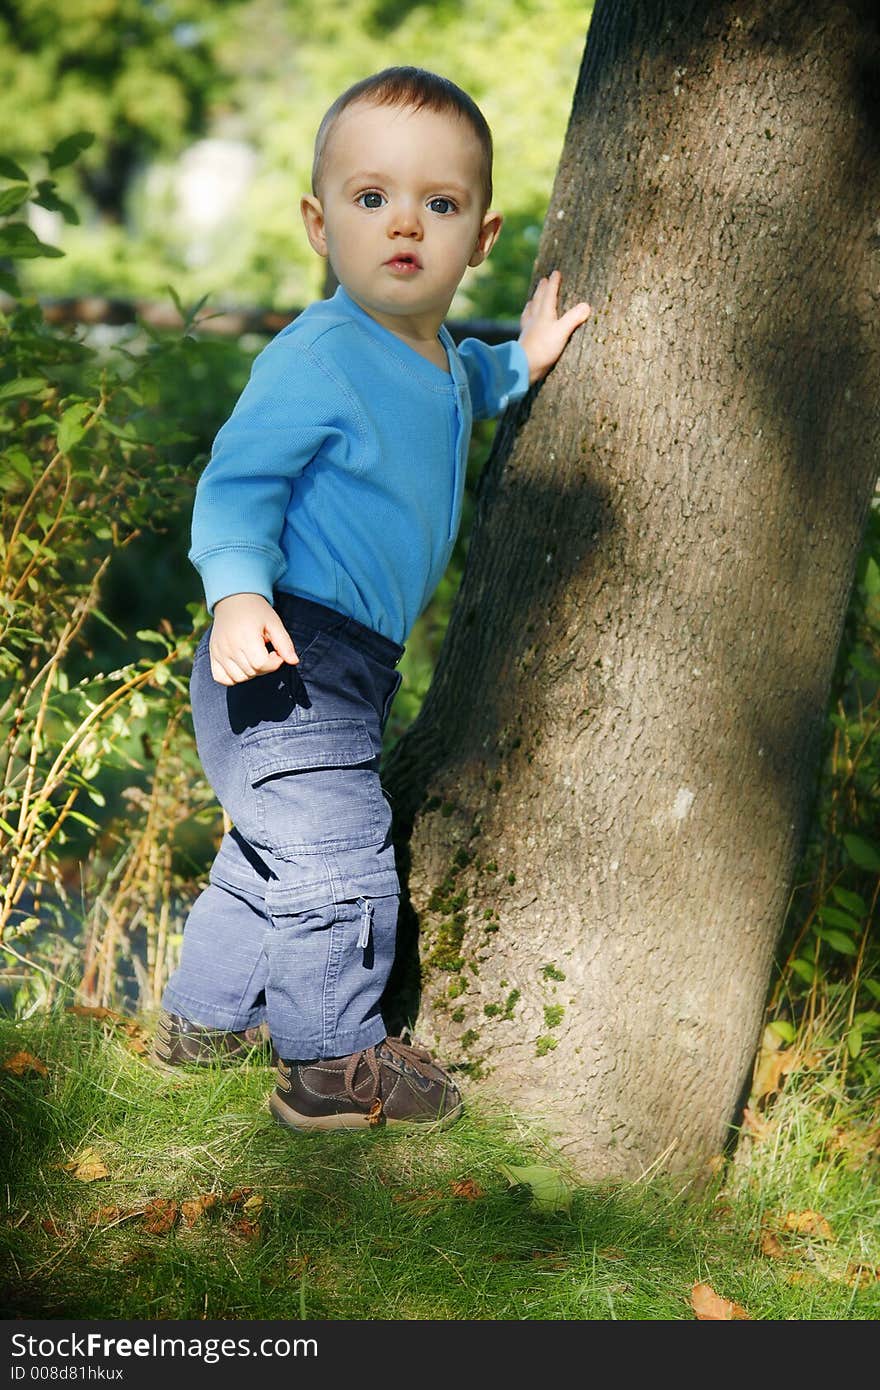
top-left (66, 1007), bottom-right (149, 1054)
top-left (828, 1124), bottom-right (880, 1167)
top-left (777, 1050), bottom-right (802, 1079)
top-left (798, 1050), bottom-right (824, 1070)
top-left (754, 1052), bottom-right (798, 1103)
top-left (142, 1199), bottom-right (179, 1234)
top-left (392, 1188), bottom-right (445, 1207)
top-left (180, 1194), bottom-right (219, 1227)
top-left (89, 1204), bottom-right (125, 1226)
top-left (740, 1106), bottom-right (772, 1141)
top-left (450, 1179), bottom-right (484, 1200)
top-left (750, 1025), bottom-right (821, 1106)
top-left (783, 1209), bottom-right (834, 1241)
top-left (40, 1216), bottom-right (64, 1237)
top-left (846, 1261), bottom-right (880, 1289)
top-left (63, 1147), bottom-right (110, 1182)
top-left (690, 1282), bottom-right (751, 1320)
top-left (222, 1188), bottom-right (254, 1205)
top-left (751, 1027), bottom-right (786, 1102)
top-left (760, 1230), bottom-right (786, 1259)
top-left (231, 1218), bottom-right (260, 1241)
top-left (711, 1200), bottom-right (734, 1222)
top-left (90, 1203), bottom-right (155, 1229)
top-left (3, 1050), bottom-right (48, 1077)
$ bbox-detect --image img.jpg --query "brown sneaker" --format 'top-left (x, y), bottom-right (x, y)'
top-left (268, 1037), bottom-right (463, 1131)
top-left (151, 1010), bottom-right (275, 1071)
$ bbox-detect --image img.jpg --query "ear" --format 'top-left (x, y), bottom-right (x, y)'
top-left (300, 194), bottom-right (328, 258)
top-left (468, 210), bottom-right (503, 268)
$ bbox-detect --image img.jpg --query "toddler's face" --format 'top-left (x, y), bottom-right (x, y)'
top-left (301, 99), bottom-right (501, 335)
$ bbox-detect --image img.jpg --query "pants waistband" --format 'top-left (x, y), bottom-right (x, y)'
top-left (273, 590), bottom-right (405, 668)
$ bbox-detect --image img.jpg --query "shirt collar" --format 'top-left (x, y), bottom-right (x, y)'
top-left (332, 284), bottom-right (460, 392)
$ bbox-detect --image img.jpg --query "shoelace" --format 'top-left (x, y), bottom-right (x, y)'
top-left (344, 1037), bottom-right (436, 1124)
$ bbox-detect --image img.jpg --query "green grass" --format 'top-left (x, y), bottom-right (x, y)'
top-left (1, 1008), bottom-right (878, 1321)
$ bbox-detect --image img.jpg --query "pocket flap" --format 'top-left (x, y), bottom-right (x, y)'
top-left (244, 718), bottom-right (375, 783)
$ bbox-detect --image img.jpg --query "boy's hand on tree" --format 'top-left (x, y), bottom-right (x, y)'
top-left (209, 592), bottom-right (299, 686)
top-left (518, 269), bottom-right (591, 384)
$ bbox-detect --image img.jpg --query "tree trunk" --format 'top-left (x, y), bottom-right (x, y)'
top-left (383, 0), bottom-right (880, 1179)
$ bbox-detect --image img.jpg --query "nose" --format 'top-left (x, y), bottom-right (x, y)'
top-left (388, 199), bottom-right (422, 239)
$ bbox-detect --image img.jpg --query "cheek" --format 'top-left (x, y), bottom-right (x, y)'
top-left (324, 225), bottom-right (355, 260)
top-left (433, 223), bottom-right (467, 254)
top-left (333, 210), bottom-right (376, 245)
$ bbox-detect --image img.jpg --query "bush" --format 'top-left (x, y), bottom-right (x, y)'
top-left (0, 139), bottom-right (212, 1013)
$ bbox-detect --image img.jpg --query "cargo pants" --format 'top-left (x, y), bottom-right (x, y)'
top-left (161, 593), bottom-right (403, 1061)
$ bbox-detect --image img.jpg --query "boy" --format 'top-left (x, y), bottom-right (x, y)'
top-left (152, 67), bottom-right (590, 1130)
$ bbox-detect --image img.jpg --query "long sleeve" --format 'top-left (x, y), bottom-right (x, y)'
top-left (457, 336), bottom-right (531, 421)
top-left (189, 339), bottom-right (342, 612)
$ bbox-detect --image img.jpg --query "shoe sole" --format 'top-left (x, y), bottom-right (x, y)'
top-left (149, 1018), bottom-right (276, 1075)
top-left (268, 1090), bottom-right (464, 1133)
top-left (149, 1042), bottom-right (276, 1075)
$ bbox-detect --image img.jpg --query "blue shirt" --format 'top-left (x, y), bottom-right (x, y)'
top-left (189, 284), bottom-right (530, 643)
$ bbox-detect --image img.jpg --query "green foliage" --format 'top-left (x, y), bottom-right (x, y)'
top-left (10, 0), bottom-right (590, 312)
top-left (768, 504), bottom-right (880, 1092)
top-left (0, 1), bottom-right (223, 200)
top-left (0, 148), bottom-right (213, 1001)
top-left (541, 962), bottom-right (566, 981)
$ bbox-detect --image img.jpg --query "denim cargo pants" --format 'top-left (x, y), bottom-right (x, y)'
top-left (161, 593), bottom-right (403, 1061)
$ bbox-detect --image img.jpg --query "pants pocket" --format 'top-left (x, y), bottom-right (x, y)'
top-left (243, 717), bottom-right (387, 857)
top-left (283, 623), bottom-right (327, 669)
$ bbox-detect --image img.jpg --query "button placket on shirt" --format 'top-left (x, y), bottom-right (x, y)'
top-left (447, 357), bottom-right (469, 543)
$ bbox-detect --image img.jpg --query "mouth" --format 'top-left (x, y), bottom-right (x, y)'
top-left (384, 254), bottom-right (422, 273)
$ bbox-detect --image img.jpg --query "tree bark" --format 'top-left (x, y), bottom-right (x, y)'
top-left (383, 0), bottom-right (880, 1179)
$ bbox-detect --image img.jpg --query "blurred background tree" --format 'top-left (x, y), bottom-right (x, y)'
top-left (5, 0), bottom-right (588, 315)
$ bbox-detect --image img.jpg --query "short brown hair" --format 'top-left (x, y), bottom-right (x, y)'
top-left (311, 66), bottom-right (494, 211)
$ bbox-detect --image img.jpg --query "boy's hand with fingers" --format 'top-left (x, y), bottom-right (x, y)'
top-left (209, 592), bottom-right (300, 686)
top-left (518, 268), bottom-right (591, 385)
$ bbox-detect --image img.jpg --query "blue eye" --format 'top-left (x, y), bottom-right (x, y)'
top-left (357, 191), bottom-right (385, 209)
top-left (428, 197), bottom-right (456, 215)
